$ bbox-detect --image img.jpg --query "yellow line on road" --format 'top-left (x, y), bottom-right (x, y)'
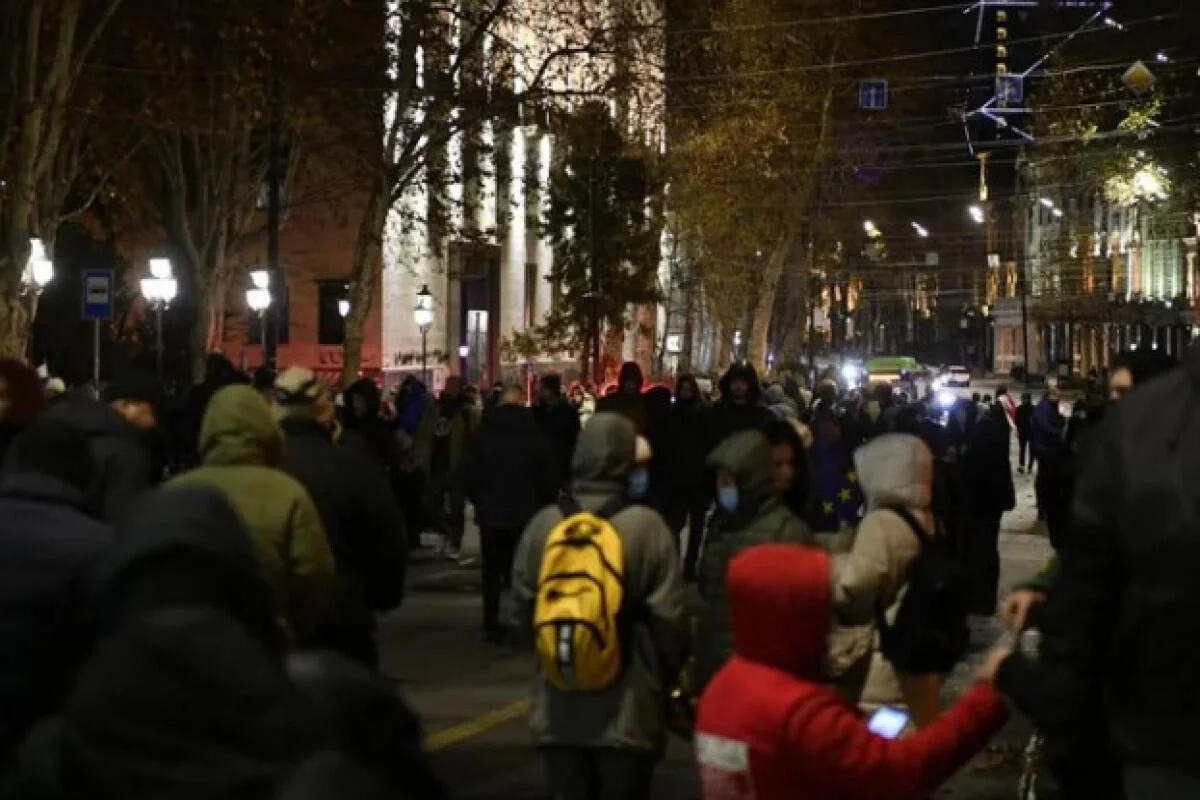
top-left (426, 698), bottom-right (532, 752)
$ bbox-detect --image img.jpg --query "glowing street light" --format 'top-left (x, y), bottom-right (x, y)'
top-left (911, 221), bottom-right (929, 238)
top-left (863, 220), bottom-right (881, 238)
top-left (969, 205), bottom-right (985, 225)
top-left (141, 258), bottom-right (178, 378)
top-left (1039, 197), bottom-right (1055, 208)
top-left (22, 238), bottom-right (54, 293)
top-left (1052, 208), bottom-right (1064, 218)
top-left (337, 299), bottom-right (351, 319)
top-left (245, 269), bottom-right (272, 360)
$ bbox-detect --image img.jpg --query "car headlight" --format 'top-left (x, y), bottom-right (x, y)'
top-left (841, 364), bottom-right (861, 383)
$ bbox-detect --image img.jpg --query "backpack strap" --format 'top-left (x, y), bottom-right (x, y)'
top-left (557, 495), bottom-right (627, 521)
top-left (880, 505), bottom-right (930, 548)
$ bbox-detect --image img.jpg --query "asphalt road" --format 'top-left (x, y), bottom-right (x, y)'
top-left (380, 454), bottom-right (1051, 799)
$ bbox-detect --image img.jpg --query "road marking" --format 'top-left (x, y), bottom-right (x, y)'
top-left (426, 698), bottom-right (532, 752)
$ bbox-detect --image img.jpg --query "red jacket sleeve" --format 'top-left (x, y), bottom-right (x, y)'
top-left (785, 683), bottom-right (1008, 800)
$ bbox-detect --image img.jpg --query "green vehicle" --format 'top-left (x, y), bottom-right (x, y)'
top-left (865, 356), bottom-right (921, 387)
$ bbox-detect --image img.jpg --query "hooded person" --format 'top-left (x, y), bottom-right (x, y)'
top-left (830, 433), bottom-right (942, 725)
top-left (511, 412), bottom-right (687, 800)
top-left (342, 378), bottom-right (403, 479)
top-left (273, 368), bottom-right (408, 667)
top-left (169, 384), bottom-right (334, 643)
top-left (0, 421), bottom-right (112, 758)
top-left (40, 371), bottom-right (162, 523)
top-left (596, 361), bottom-right (649, 435)
top-left (764, 384), bottom-right (799, 422)
top-left (708, 363), bottom-right (774, 454)
top-left (694, 430), bottom-right (813, 690)
top-left (695, 545), bottom-right (1008, 800)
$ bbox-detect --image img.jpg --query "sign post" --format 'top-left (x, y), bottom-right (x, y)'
top-left (82, 270), bottom-right (113, 387)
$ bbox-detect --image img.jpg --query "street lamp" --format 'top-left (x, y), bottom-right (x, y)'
top-left (140, 257), bottom-right (178, 379)
top-left (414, 284), bottom-right (434, 385)
top-left (863, 220), bottom-right (881, 238)
top-left (1039, 197), bottom-right (1055, 209)
top-left (911, 222), bottom-right (929, 238)
top-left (22, 238), bottom-right (54, 293)
top-left (969, 205), bottom-right (985, 225)
top-left (246, 269), bottom-right (272, 362)
top-left (337, 299), bottom-right (350, 319)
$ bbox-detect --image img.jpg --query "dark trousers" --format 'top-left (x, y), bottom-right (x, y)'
top-left (1018, 436), bottom-right (1034, 470)
top-left (682, 499), bottom-right (709, 582)
top-left (964, 513), bottom-right (1003, 616)
top-left (481, 527), bottom-right (521, 631)
top-left (424, 470), bottom-right (466, 548)
top-left (542, 747), bottom-right (657, 800)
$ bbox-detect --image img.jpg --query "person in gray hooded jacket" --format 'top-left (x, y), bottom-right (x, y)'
top-left (694, 429), bottom-right (814, 690)
top-left (511, 413), bottom-right (687, 800)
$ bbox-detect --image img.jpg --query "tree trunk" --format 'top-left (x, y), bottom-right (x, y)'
top-left (746, 223), bottom-right (799, 371)
top-left (190, 265), bottom-right (212, 383)
top-left (341, 180), bottom-right (388, 385)
top-left (715, 324), bottom-right (732, 370)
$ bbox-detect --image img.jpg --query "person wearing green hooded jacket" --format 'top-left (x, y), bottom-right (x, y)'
top-left (171, 384), bottom-right (335, 644)
top-left (694, 429), bottom-right (814, 690)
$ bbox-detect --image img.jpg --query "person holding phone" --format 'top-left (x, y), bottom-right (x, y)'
top-left (696, 544), bottom-right (1009, 800)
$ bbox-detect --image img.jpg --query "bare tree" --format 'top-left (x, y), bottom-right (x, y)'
top-left (0, 0), bottom-right (126, 357)
top-left (336, 0), bottom-right (656, 382)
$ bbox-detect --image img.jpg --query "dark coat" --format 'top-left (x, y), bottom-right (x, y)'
top-left (41, 395), bottom-right (158, 524)
top-left (963, 405), bottom-right (1017, 516)
top-left (279, 416), bottom-right (408, 660)
top-left (708, 364), bottom-right (775, 453)
top-left (531, 399), bottom-right (580, 487)
top-left (463, 404), bottom-right (559, 531)
top-left (998, 353), bottom-right (1200, 779)
top-left (0, 473), bottom-right (111, 757)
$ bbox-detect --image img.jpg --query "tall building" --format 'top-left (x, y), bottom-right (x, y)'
top-left (380, 0), bottom-right (665, 389)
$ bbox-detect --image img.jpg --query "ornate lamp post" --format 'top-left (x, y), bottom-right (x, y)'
top-left (246, 270), bottom-right (273, 365)
top-left (414, 284), bottom-right (434, 386)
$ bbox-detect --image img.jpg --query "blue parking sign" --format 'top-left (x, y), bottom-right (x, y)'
top-left (860, 79), bottom-right (888, 110)
top-left (82, 270), bottom-right (113, 320)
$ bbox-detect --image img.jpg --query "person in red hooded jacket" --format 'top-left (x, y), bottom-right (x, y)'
top-left (695, 544), bottom-right (1010, 800)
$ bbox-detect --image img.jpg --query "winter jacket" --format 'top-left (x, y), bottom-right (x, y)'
top-left (170, 385), bottom-right (334, 642)
top-left (695, 431), bottom-right (813, 689)
top-left (0, 472), bottom-right (111, 757)
top-left (3, 609), bottom-right (323, 800)
top-left (278, 416), bottom-right (407, 661)
top-left (41, 395), bottom-right (158, 523)
top-left (1015, 401), bottom-right (1034, 438)
top-left (532, 399), bottom-right (581, 487)
top-left (90, 485), bottom-right (287, 657)
top-left (708, 363), bottom-right (775, 453)
top-left (828, 435), bottom-right (935, 703)
top-left (1031, 397), bottom-right (1065, 461)
top-left (997, 353), bottom-right (1200, 778)
top-left (596, 362), bottom-right (650, 435)
top-left (695, 544), bottom-right (1008, 800)
top-left (511, 413), bottom-right (688, 753)
top-left (414, 397), bottom-right (480, 477)
top-left (463, 403), bottom-right (560, 531)
top-left (962, 406), bottom-right (1016, 516)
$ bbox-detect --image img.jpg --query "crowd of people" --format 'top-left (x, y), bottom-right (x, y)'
top-left (0, 345), bottom-right (1193, 799)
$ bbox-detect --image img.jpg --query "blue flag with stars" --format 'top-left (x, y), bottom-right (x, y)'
top-left (810, 415), bottom-right (864, 531)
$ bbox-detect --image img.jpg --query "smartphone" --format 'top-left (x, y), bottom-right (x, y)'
top-left (867, 706), bottom-right (911, 740)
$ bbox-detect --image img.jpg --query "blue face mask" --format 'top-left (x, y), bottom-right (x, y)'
top-left (628, 468), bottom-right (650, 499)
top-left (717, 486), bottom-right (739, 513)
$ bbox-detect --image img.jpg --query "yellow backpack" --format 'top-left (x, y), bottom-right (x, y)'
top-left (534, 498), bottom-right (627, 691)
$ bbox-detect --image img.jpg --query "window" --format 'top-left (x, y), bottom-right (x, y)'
top-left (317, 282), bottom-right (350, 345)
top-left (247, 283), bottom-right (290, 345)
top-left (524, 262), bottom-right (539, 328)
